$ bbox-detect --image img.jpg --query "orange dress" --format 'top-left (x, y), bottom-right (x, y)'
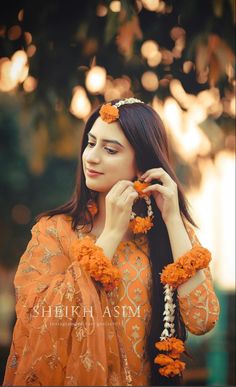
top-left (3, 215), bottom-right (220, 386)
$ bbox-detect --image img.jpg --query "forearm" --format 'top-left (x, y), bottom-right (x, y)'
top-left (95, 230), bottom-right (122, 259)
top-left (165, 215), bottom-right (206, 297)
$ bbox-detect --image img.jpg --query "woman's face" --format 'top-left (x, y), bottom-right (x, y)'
top-left (82, 116), bottom-right (138, 193)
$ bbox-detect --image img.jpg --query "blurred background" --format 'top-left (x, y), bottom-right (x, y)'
top-left (0, 0), bottom-right (235, 385)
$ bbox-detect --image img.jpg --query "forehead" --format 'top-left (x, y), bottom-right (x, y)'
top-left (89, 117), bottom-right (130, 146)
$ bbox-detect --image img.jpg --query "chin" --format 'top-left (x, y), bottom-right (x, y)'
top-left (85, 180), bottom-right (111, 193)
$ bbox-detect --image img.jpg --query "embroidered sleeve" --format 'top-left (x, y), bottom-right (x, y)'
top-left (178, 221), bottom-right (220, 335)
top-left (3, 216), bottom-right (123, 386)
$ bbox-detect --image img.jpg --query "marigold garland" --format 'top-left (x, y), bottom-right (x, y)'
top-left (160, 245), bottom-right (212, 289)
top-left (155, 337), bottom-right (185, 353)
top-left (158, 360), bottom-right (186, 377)
top-left (154, 337), bottom-right (186, 377)
top-left (99, 103), bottom-right (119, 123)
top-left (154, 245), bottom-right (212, 378)
top-left (71, 236), bottom-right (121, 292)
top-left (129, 216), bottom-right (153, 234)
top-left (129, 179), bottom-right (154, 234)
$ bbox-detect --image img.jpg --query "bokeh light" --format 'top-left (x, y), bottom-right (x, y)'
top-left (85, 66), bottom-right (107, 94)
top-left (141, 0), bottom-right (160, 11)
top-left (110, 1), bottom-right (121, 12)
top-left (70, 86), bottom-right (91, 119)
top-left (141, 40), bottom-right (159, 59)
top-left (7, 25), bottom-right (22, 40)
top-left (24, 32), bottom-right (32, 45)
top-left (18, 9), bottom-right (24, 22)
top-left (141, 71), bottom-right (159, 91)
top-left (26, 44), bottom-right (37, 58)
top-left (23, 76), bottom-right (38, 92)
top-left (11, 204), bottom-right (31, 225)
top-left (183, 61), bottom-right (194, 73)
top-left (96, 4), bottom-right (108, 17)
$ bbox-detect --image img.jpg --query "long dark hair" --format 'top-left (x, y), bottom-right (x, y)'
top-left (37, 100), bottom-right (198, 386)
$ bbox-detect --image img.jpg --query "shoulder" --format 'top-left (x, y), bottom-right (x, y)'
top-left (32, 214), bottom-right (75, 245)
top-left (30, 214), bottom-right (78, 256)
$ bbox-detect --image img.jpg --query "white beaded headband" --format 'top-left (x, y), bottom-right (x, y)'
top-left (99, 98), bottom-right (144, 123)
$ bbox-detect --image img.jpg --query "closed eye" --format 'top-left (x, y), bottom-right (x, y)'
top-left (87, 141), bottom-right (95, 147)
top-left (87, 142), bottom-right (118, 155)
top-left (104, 147), bottom-right (117, 155)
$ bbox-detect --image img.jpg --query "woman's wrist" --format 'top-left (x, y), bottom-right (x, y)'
top-left (164, 212), bottom-right (183, 228)
top-left (96, 230), bottom-right (123, 259)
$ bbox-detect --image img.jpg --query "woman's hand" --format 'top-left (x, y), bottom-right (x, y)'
top-left (140, 168), bottom-right (181, 224)
top-left (103, 180), bottom-right (139, 238)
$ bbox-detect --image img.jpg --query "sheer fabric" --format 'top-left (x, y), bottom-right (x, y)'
top-left (3, 215), bottom-right (220, 386)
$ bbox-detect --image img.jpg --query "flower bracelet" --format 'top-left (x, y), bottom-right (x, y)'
top-left (71, 237), bottom-right (121, 292)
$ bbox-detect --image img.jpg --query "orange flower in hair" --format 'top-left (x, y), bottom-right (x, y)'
top-left (99, 103), bottom-right (119, 123)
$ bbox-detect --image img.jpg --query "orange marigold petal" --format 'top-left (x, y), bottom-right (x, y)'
top-left (160, 245), bottom-right (211, 288)
top-left (129, 216), bottom-right (153, 234)
top-left (159, 360), bottom-right (185, 377)
top-left (155, 338), bottom-right (185, 353)
top-left (133, 180), bottom-right (151, 197)
top-left (99, 103), bottom-right (119, 123)
top-left (70, 237), bottom-right (121, 291)
top-left (154, 354), bottom-right (174, 366)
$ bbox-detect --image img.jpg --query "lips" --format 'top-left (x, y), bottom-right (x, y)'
top-left (85, 167), bottom-right (104, 178)
top-left (87, 168), bottom-right (103, 174)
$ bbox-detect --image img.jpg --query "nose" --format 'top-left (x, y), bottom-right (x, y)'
top-left (85, 144), bottom-right (101, 164)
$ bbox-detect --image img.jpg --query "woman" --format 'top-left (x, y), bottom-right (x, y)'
top-left (3, 98), bottom-right (220, 386)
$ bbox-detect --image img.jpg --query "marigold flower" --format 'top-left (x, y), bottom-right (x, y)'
top-left (158, 360), bottom-right (185, 377)
top-left (71, 237), bottom-right (121, 291)
top-left (160, 245), bottom-right (211, 289)
top-left (133, 180), bottom-right (151, 197)
top-left (129, 216), bottom-right (153, 234)
top-left (154, 354), bottom-right (174, 366)
top-left (170, 338), bottom-right (185, 354)
top-left (155, 338), bottom-right (185, 354)
top-left (99, 103), bottom-right (119, 123)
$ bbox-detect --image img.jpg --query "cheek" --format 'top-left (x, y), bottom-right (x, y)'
top-left (82, 149), bottom-right (88, 165)
top-left (109, 155), bottom-right (137, 179)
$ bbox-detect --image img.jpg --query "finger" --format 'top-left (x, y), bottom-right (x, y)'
top-left (124, 191), bottom-right (139, 206)
top-left (108, 180), bottom-right (133, 198)
top-left (140, 168), bottom-right (158, 179)
top-left (113, 185), bottom-right (133, 203)
top-left (142, 169), bottom-right (172, 186)
top-left (142, 183), bottom-right (169, 196)
top-left (117, 186), bottom-right (137, 205)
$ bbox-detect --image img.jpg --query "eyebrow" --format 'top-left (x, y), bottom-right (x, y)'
top-left (87, 132), bottom-right (125, 148)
